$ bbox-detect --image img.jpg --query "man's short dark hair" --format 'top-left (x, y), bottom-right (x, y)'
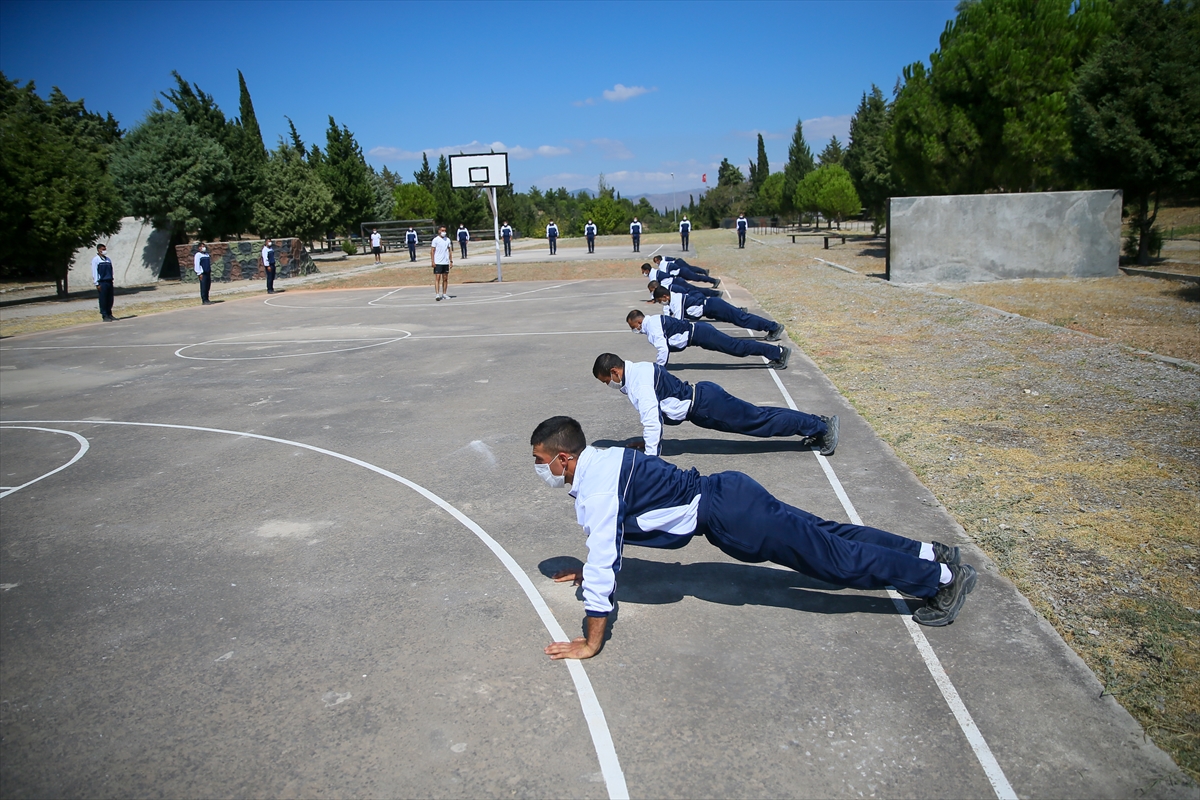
top-left (626, 309), bottom-right (644, 323)
top-left (652, 255), bottom-right (662, 262)
top-left (592, 353), bottom-right (623, 378)
top-left (647, 280), bottom-right (660, 291)
top-left (640, 263), bottom-right (653, 272)
top-left (530, 416), bottom-right (586, 455)
top-left (652, 286), bottom-right (670, 301)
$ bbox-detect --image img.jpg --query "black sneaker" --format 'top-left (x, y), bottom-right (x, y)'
top-left (932, 541), bottom-right (961, 566)
top-left (766, 324), bottom-right (784, 342)
top-left (818, 415), bottom-right (839, 456)
top-left (769, 347), bottom-right (791, 370)
top-left (913, 563), bottom-right (977, 627)
top-left (712, 278), bottom-right (722, 288)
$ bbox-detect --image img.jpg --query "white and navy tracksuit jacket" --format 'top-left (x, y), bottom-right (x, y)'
top-left (546, 223), bottom-right (559, 238)
top-left (585, 223), bottom-right (597, 238)
top-left (567, 445), bottom-right (943, 618)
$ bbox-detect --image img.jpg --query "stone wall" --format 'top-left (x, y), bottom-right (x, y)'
top-left (71, 216), bottom-right (172, 287)
top-left (887, 190), bottom-right (1122, 284)
top-left (175, 238), bottom-right (316, 283)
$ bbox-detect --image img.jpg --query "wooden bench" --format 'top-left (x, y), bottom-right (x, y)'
top-left (788, 234), bottom-right (848, 249)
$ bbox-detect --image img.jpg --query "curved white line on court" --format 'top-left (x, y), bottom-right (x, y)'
top-left (0, 427), bottom-right (90, 499)
top-left (756, 344), bottom-right (1018, 800)
top-left (0, 418), bottom-right (629, 800)
top-left (175, 330), bottom-right (412, 361)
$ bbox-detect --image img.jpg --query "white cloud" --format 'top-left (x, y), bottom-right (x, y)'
top-left (370, 140), bottom-right (568, 162)
top-left (602, 83), bottom-right (653, 102)
top-left (802, 115), bottom-right (853, 145)
top-left (572, 97), bottom-right (597, 107)
top-left (591, 138), bottom-right (633, 159)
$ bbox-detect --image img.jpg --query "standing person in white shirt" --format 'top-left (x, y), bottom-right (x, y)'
top-left (194, 243), bottom-right (212, 305)
top-left (91, 243), bottom-right (116, 321)
top-left (546, 220), bottom-right (559, 255)
top-left (500, 221), bottom-right (513, 257)
top-left (630, 217), bottom-right (642, 252)
top-left (261, 238), bottom-right (278, 294)
top-left (679, 215), bottom-right (691, 251)
top-left (585, 219), bottom-right (597, 253)
top-left (430, 226), bottom-right (453, 300)
top-left (370, 228), bottom-right (383, 264)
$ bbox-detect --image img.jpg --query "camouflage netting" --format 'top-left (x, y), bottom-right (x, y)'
top-left (175, 239), bottom-right (317, 283)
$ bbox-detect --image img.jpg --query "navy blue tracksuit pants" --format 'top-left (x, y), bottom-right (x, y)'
top-left (672, 279), bottom-right (720, 298)
top-left (690, 321), bottom-right (782, 361)
top-left (673, 265), bottom-right (718, 285)
top-left (698, 471), bottom-right (941, 598)
top-left (682, 381), bottom-right (826, 438)
top-left (672, 258), bottom-right (709, 275)
top-left (699, 297), bottom-right (774, 333)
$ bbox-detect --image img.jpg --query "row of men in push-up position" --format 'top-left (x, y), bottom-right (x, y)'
top-left (529, 255), bottom-right (978, 660)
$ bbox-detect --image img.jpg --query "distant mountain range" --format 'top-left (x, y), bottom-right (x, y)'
top-left (564, 186), bottom-right (709, 212)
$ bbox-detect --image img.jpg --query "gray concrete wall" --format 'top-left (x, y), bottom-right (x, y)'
top-left (888, 190), bottom-right (1122, 283)
top-left (70, 216), bottom-right (171, 287)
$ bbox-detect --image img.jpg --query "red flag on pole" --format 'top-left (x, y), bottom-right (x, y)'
top-left (701, 173), bottom-right (707, 183)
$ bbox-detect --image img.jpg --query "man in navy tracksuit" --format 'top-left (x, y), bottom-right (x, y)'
top-left (630, 218), bottom-right (642, 252)
top-left (585, 219), bottom-right (597, 253)
top-left (679, 216), bottom-right (691, 251)
top-left (652, 253), bottom-right (710, 276)
top-left (457, 224), bottom-right (469, 259)
top-left (406, 227), bottom-right (419, 261)
top-left (194, 243), bottom-right (212, 305)
top-left (593, 353), bottom-right (838, 456)
top-left (546, 220), bottom-right (559, 255)
top-left (643, 258), bottom-right (720, 287)
top-left (736, 213), bottom-right (749, 248)
top-left (532, 417), bottom-right (977, 660)
top-left (90, 243), bottom-right (115, 321)
top-left (627, 309), bottom-right (790, 369)
top-left (261, 239), bottom-right (277, 293)
top-left (653, 285), bottom-right (784, 341)
top-left (500, 222), bottom-right (513, 257)
top-left (645, 276), bottom-right (720, 303)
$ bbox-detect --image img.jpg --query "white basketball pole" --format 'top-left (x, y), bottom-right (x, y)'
top-left (488, 186), bottom-right (502, 282)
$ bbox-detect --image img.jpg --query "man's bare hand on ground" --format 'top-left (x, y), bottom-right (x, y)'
top-left (552, 568), bottom-right (583, 585)
top-left (544, 637), bottom-right (598, 660)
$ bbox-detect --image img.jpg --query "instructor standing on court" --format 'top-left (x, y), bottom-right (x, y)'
top-left (91, 243), bottom-right (115, 321)
top-left (431, 226), bottom-right (453, 301)
top-left (194, 243), bottom-right (212, 305)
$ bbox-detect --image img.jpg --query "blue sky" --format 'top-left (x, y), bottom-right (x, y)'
top-left (0, 0), bottom-right (958, 196)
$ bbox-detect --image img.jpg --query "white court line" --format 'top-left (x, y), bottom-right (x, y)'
top-left (0, 427), bottom-right (90, 499)
top-left (757, 343), bottom-right (1018, 800)
top-left (175, 332), bottom-right (412, 361)
top-left (0, 419), bottom-right (629, 800)
top-left (263, 282), bottom-right (575, 310)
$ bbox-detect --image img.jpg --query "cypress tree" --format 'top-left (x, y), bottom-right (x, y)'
top-left (781, 118), bottom-right (815, 215)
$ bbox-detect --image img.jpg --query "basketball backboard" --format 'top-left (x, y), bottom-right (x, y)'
top-left (449, 153), bottom-right (509, 189)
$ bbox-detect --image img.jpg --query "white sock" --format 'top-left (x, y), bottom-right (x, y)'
top-left (939, 564), bottom-right (953, 585)
top-left (919, 542), bottom-right (935, 561)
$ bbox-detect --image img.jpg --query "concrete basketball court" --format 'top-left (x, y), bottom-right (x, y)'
top-left (0, 264), bottom-right (1191, 798)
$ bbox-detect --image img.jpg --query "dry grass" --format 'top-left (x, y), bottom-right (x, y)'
top-left (718, 229), bottom-right (1199, 779)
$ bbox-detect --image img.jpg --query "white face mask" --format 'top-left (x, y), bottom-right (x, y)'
top-left (607, 376), bottom-right (624, 391)
top-left (534, 455), bottom-right (568, 489)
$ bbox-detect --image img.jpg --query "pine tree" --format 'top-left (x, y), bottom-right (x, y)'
top-left (781, 118), bottom-right (815, 215)
top-left (749, 133), bottom-right (769, 193)
top-left (844, 85), bottom-right (896, 234)
top-left (818, 136), bottom-right (845, 166)
top-left (414, 153), bottom-right (435, 191)
top-left (317, 115), bottom-right (373, 235)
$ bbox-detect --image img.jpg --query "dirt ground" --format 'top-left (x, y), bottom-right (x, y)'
top-left (2, 228), bottom-right (1197, 779)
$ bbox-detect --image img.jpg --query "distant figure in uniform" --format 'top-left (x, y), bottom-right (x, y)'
top-left (194, 243), bottom-right (213, 305)
top-left (91, 243), bottom-right (115, 321)
top-left (627, 309), bottom-right (790, 369)
top-left (370, 228), bottom-right (383, 263)
top-left (501, 221), bottom-right (513, 257)
top-left (457, 224), bottom-right (469, 259)
top-left (630, 217), bottom-right (642, 252)
top-left (406, 227), bottom-right (419, 261)
top-left (736, 212), bottom-right (749, 248)
top-left (431, 226), bottom-right (453, 300)
top-left (530, 416), bottom-right (975, 661)
top-left (679, 215), bottom-right (691, 251)
top-left (652, 285), bottom-right (784, 342)
top-left (585, 219), bottom-right (597, 253)
top-left (261, 238), bottom-right (277, 293)
top-left (546, 220), bottom-right (559, 255)
top-left (592, 353), bottom-right (838, 456)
